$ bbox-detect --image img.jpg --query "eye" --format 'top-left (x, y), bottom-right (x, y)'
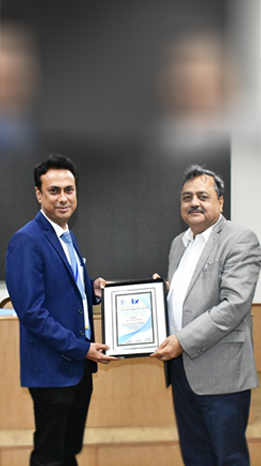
top-left (199, 195), bottom-right (209, 201)
top-left (182, 195), bottom-right (191, 202)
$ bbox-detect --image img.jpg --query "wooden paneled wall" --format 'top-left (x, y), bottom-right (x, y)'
top-left (0, 308), bottom-right (175, 431)
top-left (0, 304), bottom-right (261, 466)
top-left (0, 304), bottom-right (261, 430)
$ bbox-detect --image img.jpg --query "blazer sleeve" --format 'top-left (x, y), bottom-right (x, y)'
top-left (6, 229), bottom-right (91, 363)
top-left (176, 228), bottom-right (261, 359)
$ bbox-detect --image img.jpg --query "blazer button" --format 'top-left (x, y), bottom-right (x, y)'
top-left (79, 330), bottom-right (85, 336)
top-left (78, 309), bottom-right (83, 314)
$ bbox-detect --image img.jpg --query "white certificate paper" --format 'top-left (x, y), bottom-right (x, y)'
top-left (116, 292), bottom-right (154, 346)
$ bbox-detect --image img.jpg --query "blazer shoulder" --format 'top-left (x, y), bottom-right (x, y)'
top-left (215, 219), bottom-right (261, 264)
top-left (168, 231), bottom-right (185, 261)
top-left (10, 217), bottom-right (37, 239)
top-left (9, 213), bottom-right (51, 246)
top-left (170, 231), bottom-right (184, 247)
top-left (220, 219), bottom-right (260, 243)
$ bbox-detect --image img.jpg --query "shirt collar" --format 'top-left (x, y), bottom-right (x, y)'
top-left (40, 210), bottom-right (69, 238)
top-left (182, 215), bottom-right (221, 247)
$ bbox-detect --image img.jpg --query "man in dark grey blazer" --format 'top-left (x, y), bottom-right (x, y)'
top-left (151, 165), bottom-right (261, 466)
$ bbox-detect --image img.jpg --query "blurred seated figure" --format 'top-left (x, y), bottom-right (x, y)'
top-left (0, 20), bottom-right (41, 153)
top-left (154, 30), bottom-right (240, 153)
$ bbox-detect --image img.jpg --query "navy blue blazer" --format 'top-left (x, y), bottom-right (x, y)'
top-left (6, 211), bottom-right (98, 387)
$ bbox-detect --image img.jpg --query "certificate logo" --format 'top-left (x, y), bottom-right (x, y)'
top-left (131, 298), bottom-right (139, 304)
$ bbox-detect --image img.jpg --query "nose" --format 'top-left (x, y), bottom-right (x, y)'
top-left (190, 195), bottom-right (200, 206)
top-left (58, 191), bottom-right (67, 203)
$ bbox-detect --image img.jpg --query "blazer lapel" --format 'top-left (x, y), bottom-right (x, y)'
top-left (184, 215), bottom-right (225, 299)
top-left (35, 212), bottom-right (77, 281)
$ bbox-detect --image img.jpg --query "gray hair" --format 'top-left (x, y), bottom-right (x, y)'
top-left (181, 164), bottom-right (225, 198)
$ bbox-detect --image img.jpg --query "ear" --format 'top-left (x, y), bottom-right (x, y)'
top-left (219, 195), bottom-right (224, 213)
top-left (35, 186), bottom-right (42, 204)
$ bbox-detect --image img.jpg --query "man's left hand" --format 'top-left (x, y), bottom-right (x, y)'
top-left (150, 335), bottom-right (183, 361)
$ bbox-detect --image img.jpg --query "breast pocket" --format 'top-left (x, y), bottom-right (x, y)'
top-left (202, 260), bottom-right (223, 287)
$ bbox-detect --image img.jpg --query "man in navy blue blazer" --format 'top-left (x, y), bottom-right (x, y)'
top-left (6, 154), bottom-right (117, 466)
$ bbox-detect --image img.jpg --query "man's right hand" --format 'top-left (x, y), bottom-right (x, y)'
top-left (86, 343), bottom-right (119, 365)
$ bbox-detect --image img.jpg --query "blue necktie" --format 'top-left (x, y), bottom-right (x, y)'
top-left (61, 231), bottom-right (91, 339)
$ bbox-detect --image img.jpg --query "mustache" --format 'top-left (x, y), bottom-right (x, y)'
top-left (187, 206), bottom-right (205, 214)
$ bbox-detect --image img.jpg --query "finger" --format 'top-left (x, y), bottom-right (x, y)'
top-left (154, 348), bottom-right (167, 358)
top-left (99, 278), bottom-right (106, 289)
top-left (100, 344), bottom-right (110, 351)
top-left (155, 342), bottom-right (165, 351)
top-left (101, 358), bottom-right (118, 364)
top-left (94, 277), bottom-right (106, 290)
top-left (101, 356), bottom-right (118, 363)
top-left (152, 273), bottom-right (161, 280)
top-left (95, 343), bottom-right (110, 351)
top-left (150, 353), bottom-right (165, 361)
top-left (99, 277), bottom-right (106, 288)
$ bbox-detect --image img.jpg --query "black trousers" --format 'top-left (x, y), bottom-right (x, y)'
top-left (29, 362), bottom-right (93, 466)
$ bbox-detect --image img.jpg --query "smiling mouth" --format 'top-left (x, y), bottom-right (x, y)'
top-left (57, 206), bottom-right (70, 212)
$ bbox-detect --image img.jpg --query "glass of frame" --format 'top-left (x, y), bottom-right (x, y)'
top-left (101, 278), bottom-right (168, 357)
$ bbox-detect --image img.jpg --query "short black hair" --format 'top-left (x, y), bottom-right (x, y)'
top-left (34, 154), bottom-right (79, 191)
top-left (181, 164), bottom-right (225, 199)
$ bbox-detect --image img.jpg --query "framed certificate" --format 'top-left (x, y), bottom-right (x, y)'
top-left (101, 278), bottom-right (168, 357)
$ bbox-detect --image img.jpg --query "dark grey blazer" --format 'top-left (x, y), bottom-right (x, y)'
top-left (167, 215), bottom-right (261, 395)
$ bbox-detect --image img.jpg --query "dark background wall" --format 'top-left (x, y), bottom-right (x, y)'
top-left (1, 0), bottom-right (231, 280)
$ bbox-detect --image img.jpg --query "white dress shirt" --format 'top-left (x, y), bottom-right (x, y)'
top-left (167, 224), bottom-right (214, 334)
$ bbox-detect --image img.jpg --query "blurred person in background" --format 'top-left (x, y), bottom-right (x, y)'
top-left (154, 30), bottom-right (239, 153)
top-left (0, 20), bottom-right (41, 153)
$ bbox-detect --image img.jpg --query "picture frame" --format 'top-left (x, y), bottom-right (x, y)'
top-left (101, 278), bottom-right (168, 357)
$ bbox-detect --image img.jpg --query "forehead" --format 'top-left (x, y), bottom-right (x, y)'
top-left (41, 168), bottom-right (76, 186)
top-left (181, 175), bottom-right (215, 193)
